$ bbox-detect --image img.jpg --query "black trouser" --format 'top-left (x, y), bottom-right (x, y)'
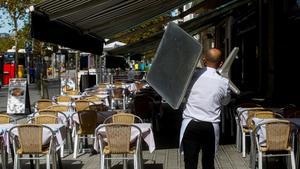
top-left (182, 120), bottom-right (215, 169)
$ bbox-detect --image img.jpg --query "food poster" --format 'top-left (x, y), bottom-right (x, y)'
top-left (7, 78), bottom-right (28, 114)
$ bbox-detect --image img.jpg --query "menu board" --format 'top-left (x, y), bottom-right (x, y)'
top-left (7, 78), bottom-right (30, 114)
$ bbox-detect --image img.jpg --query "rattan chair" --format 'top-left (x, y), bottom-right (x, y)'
top-left (37, 109), bottom-right (69, 157)
top-left (246, 111), bottom-right (283, 130)
top-left (104, 113), bottom-right (143, 124)
top-left (29, 115), bottom-right (58, 124)
top-left (38, 109), bottom-right (59, 116)
top-left (243, 110), bottom-right (283, 158)
top-left (65, 90), bottom-right (80, 96)
top-left (72, 110), bottom-right (98, 158)
top-left (98, 84), bottom-right (107, 88)
top-left (252, 120), bottom-right (296, 169)
top-left (75, 100), bottom-right (94, 111)
top-left (35, 99), bottom-right (54, 111)
top-left (111, 87), bottom-right (126, 110)
top-left (0, 114), bottom-right (15, 169)
top-left (56, 95), bottom-right (72, 102)
top-left (33, 109), bottom-right (69, 157)
top-left (84, 96), bottom-right (101, 102)
top-left (37, 109), bottom-right (67, 124)
top-left (47, 105), bottom-right (70, 112)
top-left (9, 124), bottom-right (56, 169)
top-left (0, 114), bottom-right (16, 124)
top-left (89, 104), bottom-right (109, 112)
top-left (0, 114), bottom-right (16, 169)
top-left (96, 123), bottom-right (142, 169)
top-left (237, 107), bottom-right (266, 157)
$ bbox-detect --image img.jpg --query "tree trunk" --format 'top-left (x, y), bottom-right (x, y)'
top-left (13, 18), bottom-right (19, 78)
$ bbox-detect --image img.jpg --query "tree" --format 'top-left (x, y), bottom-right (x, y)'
top-left (0, 36), bottom-right (13, 53)
top-left (0, 0), bottom-right (40, 76)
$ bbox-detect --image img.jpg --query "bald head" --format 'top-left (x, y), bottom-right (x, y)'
top-left (203, 48), bottom-right (223, 68)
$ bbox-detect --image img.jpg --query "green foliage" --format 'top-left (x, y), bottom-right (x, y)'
top-left (113, 15), bottom-right (170, 44)
top-left (0, 0), bottom-right (41, 34)
top-left (17, 23), bottom-right (30, 48)
top-left (110, 15), bottom-right (170, 58)
top-left (0, 36), bottom-right (13, 53)
top-left (0, 24), bottom-right (30, 53)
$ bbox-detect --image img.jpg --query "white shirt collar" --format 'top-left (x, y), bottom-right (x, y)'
top-left (206, 67), bottom-right (217, 72)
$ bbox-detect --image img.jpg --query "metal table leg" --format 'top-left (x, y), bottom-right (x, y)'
top-left (250, 131), bottom-right (256, 169)
top-left (235, 117), bottom-right (242, 152)
top-left (0, 142), bottom-right (7, 169)
top-left (295, 133), bottom-right (300, 169)
top-left (57, 151), bottom-right (63, 169)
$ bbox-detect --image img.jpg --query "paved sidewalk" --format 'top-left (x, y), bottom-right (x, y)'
top-left (2, 145), bottom-right (250, 169)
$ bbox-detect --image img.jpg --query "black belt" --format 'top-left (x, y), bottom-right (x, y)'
top-left (192, 118), bottom-right (212, 125)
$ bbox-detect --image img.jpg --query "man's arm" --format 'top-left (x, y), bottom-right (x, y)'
top-left (221, 82), bottom-right (231, 105)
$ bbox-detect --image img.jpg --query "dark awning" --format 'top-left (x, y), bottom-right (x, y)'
top-left (31, 12), bottom-right (104, 55)
top-left (106, 55), bottom-right (128, 69)
top-left (109, 0), bottom-right (253, 55)
top-left (31, 0), bottom-right (193, 54)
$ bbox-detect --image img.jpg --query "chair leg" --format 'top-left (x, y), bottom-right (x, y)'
top-left (105, 98), bottom-right (109, 107)
top-left (249, 136), bottom-right (256, 169)
top-left (52, 150), bottom-right (57, 169)
top-left (35, 155), bottom-right (40, 169)
top-left (0, 145), bottom-right (7, 169)
top-left (73, 134), bottom-right (79, 158)
top-left (123, 154), bottom-right (127, 169)
top-left (291, 150), bottom-right (296, 169)
top-left (236, 121), bottom-right (241, 152)
top-left (123, 99), bottom-right (126, 110)
top-left (138, 149), bottom-right (143, 169)
top-left (107, 154), bottom-right (111, 169)
top-left (100, 154), bottom-right (105, 169)
top-left (14, 154), bottom-right (19, 169)
top-left (68, 129), bottom-right (73, 154)
top-left (134, 154), bottom-right (138, 169)
top-left (46, 154), bottom-right (51, 169)
top-left (57, 151), bottom-right (63, 169)
top-left (111, 100), bottom-right (115, 110)
top-left (60, 143), bottom-right (64, 157)
top-left (99, 154), bottom-right (102, 169)
top-left (29, 155), bottom-right (34, 169)
top-left (258, 152), bottom-right (263, 169)
top-left (242, 132), bottom-right (246, 157)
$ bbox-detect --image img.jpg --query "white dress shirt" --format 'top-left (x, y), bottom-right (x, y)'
top-left (179, 67), bottom-right (231, 153)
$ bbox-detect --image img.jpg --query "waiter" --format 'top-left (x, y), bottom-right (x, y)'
top-left (179, 48), bottom-right (231, 169)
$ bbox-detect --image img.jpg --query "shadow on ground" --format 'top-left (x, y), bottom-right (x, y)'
top-left (111, 163), bottom-right (164, 169)
top-left (152, 103), bottom-right (182, 150)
